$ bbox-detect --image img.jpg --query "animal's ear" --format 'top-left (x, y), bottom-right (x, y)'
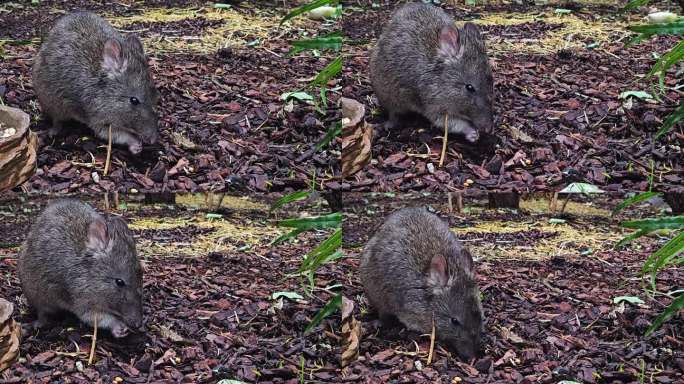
top-left (463, 22), bottom-right (483, 39)
top-left (102, 39), bottom-right (127, 73)
top-left (125, 35), bottom-right (145, 56)
top-left (86, 218), bottom-right (109, 252)
top-left (428, 255), bottom-right (449, 287)
top-left (437, 25), bottom-right (463, 60)
top-left (461, 247), bottom-right (475, 275)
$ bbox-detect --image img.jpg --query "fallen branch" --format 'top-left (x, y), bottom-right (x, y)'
top-left (104, 125), bottom-right (112, 176)
top-left (439, 114), bottom-right (448, 167)
top-left (88, 315), bottom-right (98, 365)
top-left (427, 314), bottom-right (436, 365)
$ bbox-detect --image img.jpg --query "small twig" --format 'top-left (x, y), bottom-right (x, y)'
top-left (439, 114), bottom-right (448, 167)
top-left (104, 125), bottom-right (112, 176)
top-left (427, 314), bottom-right (436, 365)
top-left (88, 314), bottom-right (98, 365)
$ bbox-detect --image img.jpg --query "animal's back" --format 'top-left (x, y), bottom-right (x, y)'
top-left (369, 3), bottom-right (455, 114)
top-left (18, 200), bottom-right (99, 310)
top-left (32, 12), bottom-right (119, 117)
top-left (360, 207), bottom-right (458, 313)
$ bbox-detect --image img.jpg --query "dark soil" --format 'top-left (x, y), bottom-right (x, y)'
top-left (0, 0), bottom-right (340, 195)
top-left (340, 1), bottom-right (683, 194)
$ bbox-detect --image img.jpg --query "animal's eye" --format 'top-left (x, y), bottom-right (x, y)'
top-left (465, 84), bottom-right (476, 93)
top-left (115, 278), bottom-right (126, 287)
top-left (129, 97), bottom-right (140, 105)
top-left (451, 317), bottom-right (461, 327)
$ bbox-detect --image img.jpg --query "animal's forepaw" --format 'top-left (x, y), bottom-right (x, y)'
top-left (111, 323), bottom-right (131, 338)
top-left (128, 142), bottom-right (143, 155)
top-left (465, 130), bottom-right (480, 143)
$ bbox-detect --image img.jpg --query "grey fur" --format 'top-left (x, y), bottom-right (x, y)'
top-left (359, 207), bottom-right (483, 359)
top-left (32, 12), bottom-right (159, 154)
top-left (18, 199), bottom-right (143, 338)
top-left (369, 2), bottom-right (494, 142)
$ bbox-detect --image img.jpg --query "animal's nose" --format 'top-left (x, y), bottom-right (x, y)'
top-left (145, 129), bottom-right (159, 144)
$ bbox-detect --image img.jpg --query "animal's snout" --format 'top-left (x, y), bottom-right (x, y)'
top-left (143, 128), bottom-right (159, 145)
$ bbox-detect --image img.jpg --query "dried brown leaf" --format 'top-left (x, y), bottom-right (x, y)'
top-left (341, 98), bottom-right (372, 178)
top-left (340, 296), bottom-right (361, 368)
top-left (0, 298), bottom-right (21, 372)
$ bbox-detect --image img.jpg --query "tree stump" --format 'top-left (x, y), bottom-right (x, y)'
top-left (664, 191), bottom-right (684, 215)
top-left (0, 105), bottom-right (37, 192)
top-left (487, 191), bottom-right (520, 209)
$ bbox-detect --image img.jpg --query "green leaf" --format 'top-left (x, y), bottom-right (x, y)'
top-left (622, 216), bottom-right (684, 231)
top-left (307, 5), bottom-right (341, 20)
top-left (648, 40), bottom-right (684, 91)
top-left (272, 291), bottom-right (304, 301)
top-left (281, 0), bottom-right (335, 25)
top-left (615, 228), bottom-right (649, 248)
top-left (559, 182), bottom-right (605, 194)
top-left (612, 192), bottom-right (662, 215)
top-left (214, 3), bottom-right (231, 8)
top-left (278, 212), bottom-right (342, 230)
top-left (646, 293), bottom-right (684, 335)
top-left (270, 190), bottom-right (311, 212)
top-left (628, 21), bottom-right (684, 36)
top-left (271, 227), bottom-right (308, 246)
top-left (655, 103), bottom-right (684, 140)
top-left (643, 231), bottom-right (684, 284)
top-left (206, 213), bottom-right (223, 220)
top-left (298, 228), bottom-right (342, 273)
top-left (309, 55), bottom-right (343, 88)
top-left (281, 91), bottom-right (314, 102)
top-left (613, 296), bottom-right (645, 305)
top-left (289, 32), bottom-right (343, 55)
top-left (623, 0), bottom-right (651, 12)
top-left (315, 121), bottom-right (342, 151)
top-left (554, 8), bottom-right (572, 14)
top-left (618, 90), bottom-right (654, 100)
top-left (217, 380), bottom-right (249, 384)
top-left (549, 218), bottom-right (566, 224)
top-left (304, 294), bottom-right (342, 333)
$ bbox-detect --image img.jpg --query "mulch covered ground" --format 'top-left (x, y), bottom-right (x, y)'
top-left (1, 193), bottom-right (682, 383)
top-left (341, 0), bottom-right (683, 193)
top-left (1, 0), bottom-right (340, 195)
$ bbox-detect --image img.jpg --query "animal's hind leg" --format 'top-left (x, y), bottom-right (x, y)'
top-left (47, 119), bottom-right (63, 137)
top-left (21, 309), bottom-right (53, 337)
top-left (384, 111), bottom-right (406, 130)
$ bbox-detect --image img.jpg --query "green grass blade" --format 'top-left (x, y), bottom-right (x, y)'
top-left (298, 228), bottom-right (342, 272)
top-left (270, 190), bottom-right (311, 212)
top-left (648, 40), bottom-right (684, 91)
top-left (621, 216), bottom-right (684, 231)
top-left (315, 121), bottom-right (342, 151)
top-left (612, 192), bottom-right (662, 215)
top-left (271, 227), bottom-right (307, 246)
top-left (646, 293), bottom-right (684, 335)
top-left (628, 21), bottom-right (684, 36)
top-left (616, 228), bottom-right (650, 248)
top-left (289, 32), bottom-right (342, 55)
top-left (309, 55), bottom-right (343, 88)
top-left (278, 212), bottom-right (342, 230)
top-left (649, 231), bottom-right (684, 275)
top-left (304, 294), bottom-right (342, 333)
top-left (655, 103), bottom-right (684, 140)
top-left (281, 0), bottom-right (334, 25)
top-left (623, 0), bottom-right (651, 12)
